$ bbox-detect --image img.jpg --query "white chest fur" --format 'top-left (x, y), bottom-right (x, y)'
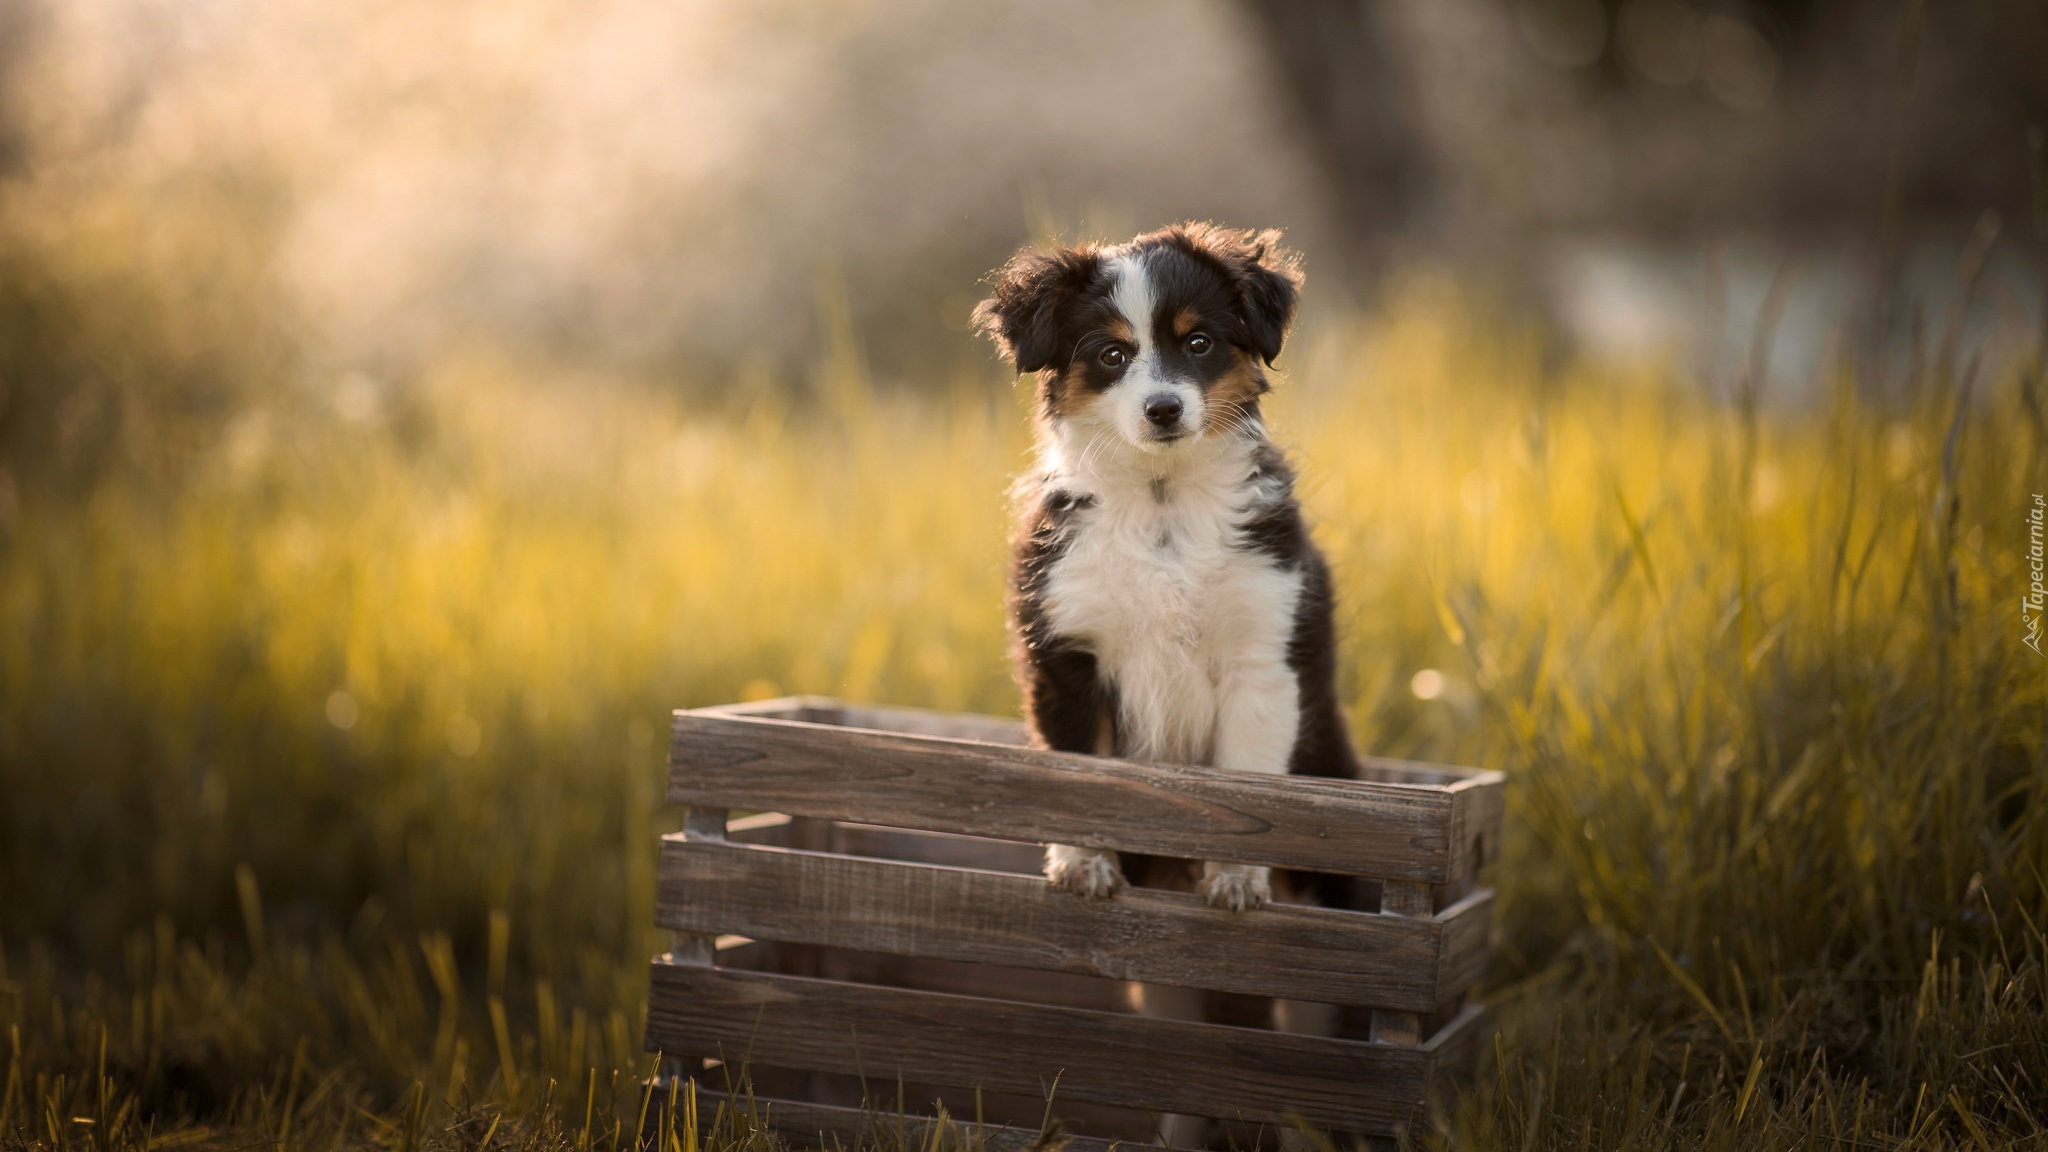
top-left (1037, 435), bottom-right (1304, 773)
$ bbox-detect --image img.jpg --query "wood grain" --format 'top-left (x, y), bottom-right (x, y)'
top-left (710, 932), bottom-right (1132, 1013)
top-left (658, 837), bottom-right (1491, 1011)
top-left (1429, 1004), bottom-right (1491, 1096)
top-left (1370, 881), bottom-right (1432, 1044)
top-left (697, 697), bottom-right (1035, 746)
top-left (825, 950), bottom-right (1132, 1013)
top-left (644, 963), bottom-right (1460, 1133)
top-left (670, 710), bottom-right (1501, 882)
top-left (727, 813), bottom-right (1045, 873)
top-left (671, 808), bottom-right (729, 967)
top-left (690, 696), bottom-right (828, 722)
top-left (833, 703), bottom-right (1037, 747)
top-left (659, 700), bottom-right (1500, 1132)
top-left (1436, 888), bottom-right (1494, 1006)
top-left (694, 698), bottom-right (1496, 788)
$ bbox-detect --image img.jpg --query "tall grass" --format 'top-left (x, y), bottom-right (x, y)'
top-left (2, 237), bottom-right (2044, 1148)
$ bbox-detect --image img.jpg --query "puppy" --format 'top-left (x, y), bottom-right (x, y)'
top-left (972, 222), bottom-right (1358, 913)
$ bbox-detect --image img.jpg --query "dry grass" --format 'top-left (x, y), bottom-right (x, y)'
top-left (2, 198), bottom-right (2045, 1149)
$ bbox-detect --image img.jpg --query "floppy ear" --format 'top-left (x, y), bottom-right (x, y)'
top-left (1179, 224), bottom-right (1303, 366)
top-left (971, 245), bottom-right (1101, 373)
top-left (1234, 230), bottom-right (1303, 366)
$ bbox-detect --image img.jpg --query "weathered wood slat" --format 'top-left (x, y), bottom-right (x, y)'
top-left (1429, 1002), bottom-right (1491, 1094)
top-left (670, 807), bottom-right (730, 967)
top-left (692, 696), bottom-right (832, 722)
top-left (665, 1085), bottom-right (1164, 1152)
top-left (657, 837), bottom-right (1491, 1011)
top-left (699, 697), bottom-right (1035, 746)
top-left (1436, 888), bottom-right (1494, 1006)
top-left (670, 710), bottom-right (1500, 883)
top-left (696, 700), bottom-right (1500, 871)
top-left (828, 822), bottom-right (1046, 873)
top-left (1446, 776), bottom-right (1504, 877)
top-left (697, 700), bottom-right (1493, 791)
top-left (726, 813), bottom-right (1046, 873)
top-left (711, 933), bottom-right (1132, 1013)
top-left (814, 948), bottom-right (1133, 1014)
top-left (1369, 881), bottom-right (1432, 1045)
top-left (833, 703), bottom-right (1037, 747)
top-left (645, 964), bottom-right (1475, 1132)
top-left (659, 698), bottom-right (1499, 1132)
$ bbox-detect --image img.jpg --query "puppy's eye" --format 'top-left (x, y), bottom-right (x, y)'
top-left (1186, 333), bottom-right (1212, 355)
top-left (1099, 346), bottom-right (1127, 369)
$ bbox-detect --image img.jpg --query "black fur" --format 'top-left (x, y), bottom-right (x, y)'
top-left (1009, 486), bottom-right (1111, 754)
top-left (973, 224), bottom-right (1302, 402)
top-left (1234, 443), bottom-right (1356, 780)
top-left (979, 224), bottom-right (1357, 904)
top-left (1234, 450), bottom-right (1359, 907)
top-left (982, 225), bottom-right (1349, 774)
top-left (970, 247), bottom-right (1106, 374)
top-left (1155, 223), bottom-right (1302, 366)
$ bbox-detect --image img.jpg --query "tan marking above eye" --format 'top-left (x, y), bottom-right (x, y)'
top-left (1171, 309), bottom-right (1200, 338)
top-left (1201, 358), bottom-right (1266, 434)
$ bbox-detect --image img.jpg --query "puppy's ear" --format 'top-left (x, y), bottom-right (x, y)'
top-left (1234, 230), bottom-right (1303, 366)
top-left (972, 245), bottom-right (1101, 373)
top-left (1180, 224), bottom-right (1303, 366)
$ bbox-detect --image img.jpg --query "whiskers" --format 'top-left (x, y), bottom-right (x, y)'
top-left (1202, 398), bottom-right (1264, 443)
top-left (1073, 423), bottom-right (1119, 478)
top-left (1040, 394), bottom-right (1266, 502)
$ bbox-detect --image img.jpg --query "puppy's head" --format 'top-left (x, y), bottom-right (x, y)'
top-left (973, 223), bottom-right (1302, 453)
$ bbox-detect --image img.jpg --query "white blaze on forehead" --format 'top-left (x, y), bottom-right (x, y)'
top-left (1088, 247), bottom-right (1201, 451)
top-left (1108, 251), bottom-right (1156, 365)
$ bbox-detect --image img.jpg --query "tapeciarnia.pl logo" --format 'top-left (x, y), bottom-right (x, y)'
top-left (2027, 494), bottom-right (2045, 656)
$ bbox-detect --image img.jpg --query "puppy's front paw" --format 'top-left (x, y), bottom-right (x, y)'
top-left (1199, 862), bottom-right (1270, 912)
top-left (1045, 844), bottom-right (1124, 899)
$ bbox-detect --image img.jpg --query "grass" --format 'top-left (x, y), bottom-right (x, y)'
top-left (2, 191), bottom-right (2045, 1150)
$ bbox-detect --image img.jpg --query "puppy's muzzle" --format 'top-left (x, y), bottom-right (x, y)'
top-left (1143, 393), bottom-right (1184, 430)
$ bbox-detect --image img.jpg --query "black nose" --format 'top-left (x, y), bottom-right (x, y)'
top-left (1144, 394), bottom-right (1184, 428)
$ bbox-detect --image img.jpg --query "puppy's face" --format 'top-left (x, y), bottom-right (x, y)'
top-left (974, 224), bottom-right (1302, 454)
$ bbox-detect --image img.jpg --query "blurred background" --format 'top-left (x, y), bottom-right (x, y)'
top-left (1, 0), bottom-right (2044, 1147)
top-left (2, 0), bottom-right (2043, 413)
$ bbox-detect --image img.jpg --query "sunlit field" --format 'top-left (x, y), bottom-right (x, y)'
top-left (2, 200), bottom-right (2045, 1149)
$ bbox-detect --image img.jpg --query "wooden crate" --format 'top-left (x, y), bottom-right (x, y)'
top-left (646, 696), bottom-right (1504, 1149)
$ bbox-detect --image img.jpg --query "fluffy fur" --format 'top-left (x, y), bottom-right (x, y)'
top-left (974, 223), bottom-right (1357, 913)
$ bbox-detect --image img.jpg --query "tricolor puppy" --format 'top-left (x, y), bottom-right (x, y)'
top-left (973, 223), bottom-right (1357, 912)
